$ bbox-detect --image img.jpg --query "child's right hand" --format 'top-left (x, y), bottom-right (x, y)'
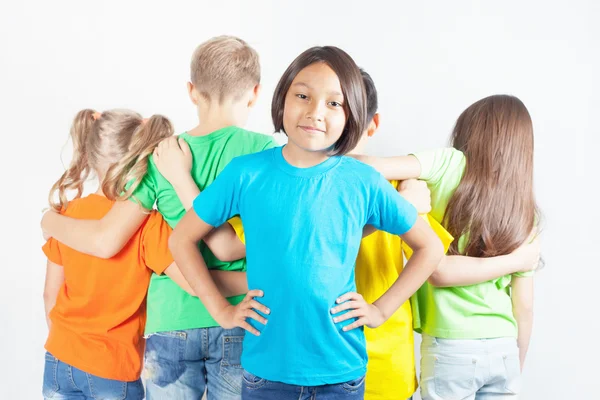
top-left (154, 136), bottom-right (193, 187)
top-left (511, 230), bottom-right (541, 273)
top-left (214, 289), bottom-right (270, 336)
top-left (398, 179), bottom-right (431, 214)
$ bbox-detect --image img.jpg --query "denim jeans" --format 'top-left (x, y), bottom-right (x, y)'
top-left (420, 334), bottom-right (521, 400)
top-left (144, 326), bottom-right (245, 400)
top-left (42, 352), bottom-right (144, 399)
top-left (241, 370), bottom-right (365, 399)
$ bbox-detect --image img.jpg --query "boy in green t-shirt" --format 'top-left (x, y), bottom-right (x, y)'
top-left (41, 35), bottom-right (276, 399)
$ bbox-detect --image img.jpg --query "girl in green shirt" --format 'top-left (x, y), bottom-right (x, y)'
top-left (354, 95), bottom-right (540, 399)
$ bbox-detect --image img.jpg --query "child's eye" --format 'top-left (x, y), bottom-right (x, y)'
top-left (296, 94), bottom-right (308, 100)
top-left (329, 101), bottom-right (342, 107)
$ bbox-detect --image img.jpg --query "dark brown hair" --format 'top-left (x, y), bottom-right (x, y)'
top-left (444, 95), bottom-right (539, 257)
top-left (271, 46), bottom-right (367, 155)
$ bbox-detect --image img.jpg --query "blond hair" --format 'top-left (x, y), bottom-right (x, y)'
top-left (190, 35), bottom-right (260, 103)
top-left (48, 109), bottom-right (173, 211)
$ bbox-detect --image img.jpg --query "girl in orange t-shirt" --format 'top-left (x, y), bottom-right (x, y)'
top-left (42, 109), bottom-right (244, 399)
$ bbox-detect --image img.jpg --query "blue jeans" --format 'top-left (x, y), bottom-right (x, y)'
top-left (144, 326), bottom-right (245, 400)
top-left (42, 352), bottom-right (144, 399)
top-left (420, 335), bottom-right (521, 400)
top-left (241, 370), bottom-right (365, 399)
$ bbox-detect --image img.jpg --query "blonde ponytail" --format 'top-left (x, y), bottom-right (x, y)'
top-left (48, 109), bottom-right (96, 211)
top-left (103, 115), bottom-right (173, 201)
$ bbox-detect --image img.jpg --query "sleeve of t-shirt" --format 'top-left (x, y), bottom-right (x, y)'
top-left (129, 156), bottom-right (159, 210)
top-left (367, 173), bottom-right (418, 235)
top-left (193, 158), bottom-right (242, 228)
top-left (141, 211), bottom-right (174, 275)
top-left (412, 147), bottom-right (465, 186)
top-left (42, 238), bottom-right (62, 266)
top-left (261, 136), bottom-right (278, 151)
top-left (513, 270), bottom-right (535, 278)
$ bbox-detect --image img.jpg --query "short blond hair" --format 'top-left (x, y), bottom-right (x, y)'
top-left (190, 35), bottom-right (260, 103)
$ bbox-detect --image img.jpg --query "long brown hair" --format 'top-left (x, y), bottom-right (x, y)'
top-left (444, 95), bottom-right (539, 257)
top-left (48, 109), bottom-right (173, 211)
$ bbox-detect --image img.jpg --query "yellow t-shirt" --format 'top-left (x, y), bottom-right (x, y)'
top-left (355, 180), bottom-right (453, 400)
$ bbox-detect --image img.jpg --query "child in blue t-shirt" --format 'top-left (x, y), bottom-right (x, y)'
top-left (169, 46), bottom-right (444, 399)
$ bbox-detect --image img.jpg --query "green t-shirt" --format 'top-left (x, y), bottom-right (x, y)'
top-left (411, 147), bottom-right (533, 339)
top-left (132, 126), bottom-right (277, 334)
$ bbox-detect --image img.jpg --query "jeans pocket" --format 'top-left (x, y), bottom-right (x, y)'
top-left (242, 370), bottom-right (267, 390)
top-left (341, 375), bottom-right (366, 393)
top-left (86, 374), bottom-right (127, 400)
top-left (144, 331), bottom-right (187, 387)
top-left (220, 329), bottom-right (245, 392)
top-left (42, 352), bottom-right (59, 398)
top-left (503, 354), bottom-right (522, 394)
top-left (432, 354), bottom-right (477, 399)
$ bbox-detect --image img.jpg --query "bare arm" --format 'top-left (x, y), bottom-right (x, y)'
top-left (511, 275), bottom-right (534, 370)
top-left (41, 201), bottom-right (148, 259)
top-left (153, 137), bottom-right (246, 262)
top-left (164, 263), bottom-right (248, 297)
top-left (43, 260), bottom-right (64, 329)
top-left (428, 235), bottom-right (540, 287)
top-left (169, 210), bottom-right (267, 335)
top-left (334, 218), bottom-right (444, 330)
top-left (374, 218), bottom-right (444, 318)
top-left (350, 154), bottom-right (422, 181)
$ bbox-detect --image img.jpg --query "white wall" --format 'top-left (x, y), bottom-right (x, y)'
top-left (0, 0), bottom-right (597, 398)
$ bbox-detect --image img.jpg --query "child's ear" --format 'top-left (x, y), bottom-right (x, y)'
top-left (187, 82), bottom-right (199, 106)
top-left (248, 84), bottom-right (261, 108)
top-left (367, 113), bottom-right (380, 137)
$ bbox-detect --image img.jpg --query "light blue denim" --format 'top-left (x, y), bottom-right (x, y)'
top-left (420, 334), bottom-right (521, 400)
top-left (42, 352), bottom-right (144, 399)
top-left (144, 326), bottom-right (245, 400)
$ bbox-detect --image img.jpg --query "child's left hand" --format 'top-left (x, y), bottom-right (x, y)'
top-left (154, 136), bottom-right (193, 187)
top-left (330, 292), bottom-right (386, 331)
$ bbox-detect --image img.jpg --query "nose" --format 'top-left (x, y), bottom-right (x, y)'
top-left (306, 101), bottom-right (324, 122)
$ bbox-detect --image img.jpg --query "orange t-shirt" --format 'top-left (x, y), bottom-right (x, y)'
top-left (42, 194), bottom-right (173, 381)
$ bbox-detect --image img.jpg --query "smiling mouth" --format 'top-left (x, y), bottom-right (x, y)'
top-left (299, 126), bottom-right (325, 134)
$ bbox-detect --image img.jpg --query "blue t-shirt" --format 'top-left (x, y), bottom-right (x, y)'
top-left (193, 146), bottom-right (418, 385)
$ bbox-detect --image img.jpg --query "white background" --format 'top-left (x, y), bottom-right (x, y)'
top-left (0, 1), bottom-right (597, 398)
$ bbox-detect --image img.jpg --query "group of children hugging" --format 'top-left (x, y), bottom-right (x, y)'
top-left (40, 35), bottom-right (541, 400)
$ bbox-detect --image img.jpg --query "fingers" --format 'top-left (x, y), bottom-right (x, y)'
top-left (330, 301), bottom-right (360, 315)
top-left (246, 289), bottom-right (264, 299)
top-left (335, 292), bottom-right (362, 304)
top-left (245, 309), bottom-right (268, 325)
top-left (333, 309), bottom-right (363, 323)
top-left (342, 317), bottom-right (368, 332)
top-left (239, 320), bottom-right (261, 336)
top-left (178, 138), bottom-right (191, 155)
top-left (249, 299), bottom-right (270, 315)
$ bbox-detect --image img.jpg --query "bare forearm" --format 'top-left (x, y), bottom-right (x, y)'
top-left (515, 310), bottom-right (533, 369)
top-left (172, 176), bottom-right (200, 211)
top-left (210, 271), bottom-right (248, 297)
top-left (374, 246), bottom-right (440, 319)
top-left (429, 254), bottom-right (521, 287)
top-left (353, 155), bottom-right (421, 181)
top-left (43, 295), bottom-right (57, 329)
top-left (165, 263), bottom-right (247, 298)
top-left (42, 212), bottom-right (105, 256)
top-left (204, 225), bottom-right (246, 261)
top-left (511, 276), bottom-right (534, 370)
top-left (41, 202), bottom-right (148, 258)
top-left (169, 236), bottom-right (230, 315)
